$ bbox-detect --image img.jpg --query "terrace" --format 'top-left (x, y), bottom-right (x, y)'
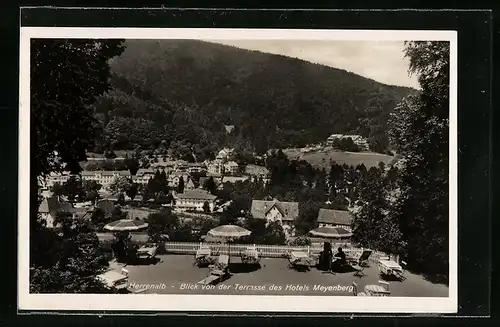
top-left (109, 254), bottom-right (449, 297)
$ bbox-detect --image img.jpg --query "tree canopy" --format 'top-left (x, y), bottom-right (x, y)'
top-left (31, 39), bottom-right (125, 293)
top-left (32, 39), bottom-right (125, 176)
top-left (387, 41), bottom-right (450, 280)
top-left (91, 40), bottom-right (414, 158)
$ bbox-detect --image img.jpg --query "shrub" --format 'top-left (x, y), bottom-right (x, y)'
top-left (289, 235), bottom-right (312, 246)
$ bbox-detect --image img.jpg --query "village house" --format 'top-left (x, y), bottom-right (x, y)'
top-left (216, 147), bottom-right (234, 160)
top-left (207, 159), bottom-right (224, 175)
top-left (172, 189), bottom-right (217, 212)
top-left (132, 168), bottom-right (156, 185)
top-left (326, 134), bottom-right (369, 151)
top-left (168, 171), bottom-right (189, 188)
top-left (251, 199), bottom-right (299, 237)
top-left (244, 164), bottom-right (269, 177)
top-left (38, 196), bottom-right (71, 228)
top-left (224, 125), bottom-right (235, 134)
top-left (206, 160), bottom-right (240, 176)
top-left (43, 171), bottom-right (73, 188)
top-left (38, 196), bottom-right (90, 228)
top-left (86, 156), bottom-right (125, 161)
top-left (185, 178), bottom-right (196, 190)
top-left (224, 161), bottom-right (240, 175)
top-left (150, 159), bottom-right (189, 171)
top-left (174, 160), bottom-right (190, 172)
top-left (244, 164), bottom-right (271, 183)
top-left (316, 208), bottom-right (354, 231)
top-left (187, 163), bottom-right (207, 174)
top-left (81, 170), bottom-right (131, 189)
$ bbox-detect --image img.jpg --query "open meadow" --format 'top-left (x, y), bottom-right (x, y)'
top-left (283, 148), bottom-right (395, 169)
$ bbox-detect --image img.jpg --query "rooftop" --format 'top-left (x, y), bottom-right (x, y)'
top-left (187, 163), bottom-right (206, 167)
top-left (251, 200), bottom-right (299, 222)
top-left (244, 164), bottom-right (270, 176)
top-left (81, 170), bottom-right (131, 177)
top-left (174, 189), bottom-right (217, 201)
top-left (317, 209), bottom-right (354, 226)
top-left (136, 169), bottom-right (156, 177)
top-left (221, 176), bottom-right (250, 184)
top-left (38, 196), bottom-right (73, 214)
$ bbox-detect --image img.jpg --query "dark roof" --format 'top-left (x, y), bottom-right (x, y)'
top-left (71, 207), bottom-right (91, 219)
top-left (136, 169), bottom-right (155, 177)
top-left (244, 164), bottom-right (270, 176)
top-left (251, 200), bottom-right (299, 222)
top-left (187, 162), bottom-right (206, 167)
top-left (317, 209), bottom-right (353, 226)
top-left (39, 196), bottom-right (72, 215)
top-left (174, 189), bottom-right (217, 201)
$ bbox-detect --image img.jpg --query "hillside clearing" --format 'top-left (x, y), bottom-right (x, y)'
top-left (283, 149), bottom-right (394, 169)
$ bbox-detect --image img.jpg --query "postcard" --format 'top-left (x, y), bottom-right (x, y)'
top-left (19, 26), bottom-right (457, 313)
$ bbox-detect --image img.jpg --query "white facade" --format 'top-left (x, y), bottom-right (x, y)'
top-left (173, 190), bottom-right (217, 212)
top-left (263, 206), bottom-right (295, 237)
top-left (265, 206), bottom-right (283, 223)
top-left (216, 148), bottom-right (234, 160)
top-left (206, 160), bottom-right (239, 175)
top-left (81, 170), bottom-right (131, 189)
top-left (132, 175), bottom-right (153, 185)
top-left (44, 171), bottom-right (72, 188)
top-left (317, 222), bottom-right (353, 232)
top-left (39, 212), bottom-right (56, 228)
top-left (187, 166), bottom-right (205, 173)
top-left (168, 173), bottom-right (189, 188)
top-left (327, 134), bottom-right (370, 151)
top-left (174, 198), bottom-right (216, 212)
top-left (251, 200), bottom-right (299, 238)
top-left (224, 161), bottom-right (239, 175)
top-left (132, 169), bottom-right (155, 185)
top-left (207, 160), bottom-right (224, 175)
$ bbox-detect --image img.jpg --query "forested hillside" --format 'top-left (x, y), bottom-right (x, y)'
top-left (92, 39), bottom-right (415, 161)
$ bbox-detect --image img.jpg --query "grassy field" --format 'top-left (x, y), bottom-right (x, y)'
top-left (283, 148), bottom-right (394, 169)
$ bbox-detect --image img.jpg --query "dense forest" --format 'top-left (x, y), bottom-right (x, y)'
top-left (92, 40), bottom-right (415, 160)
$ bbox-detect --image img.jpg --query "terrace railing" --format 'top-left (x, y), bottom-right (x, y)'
top-left (162, 241), bottom-right (390, 263)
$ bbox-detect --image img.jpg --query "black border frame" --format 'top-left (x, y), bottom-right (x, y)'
top-left (1, 5), bottom-right (493, 322)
